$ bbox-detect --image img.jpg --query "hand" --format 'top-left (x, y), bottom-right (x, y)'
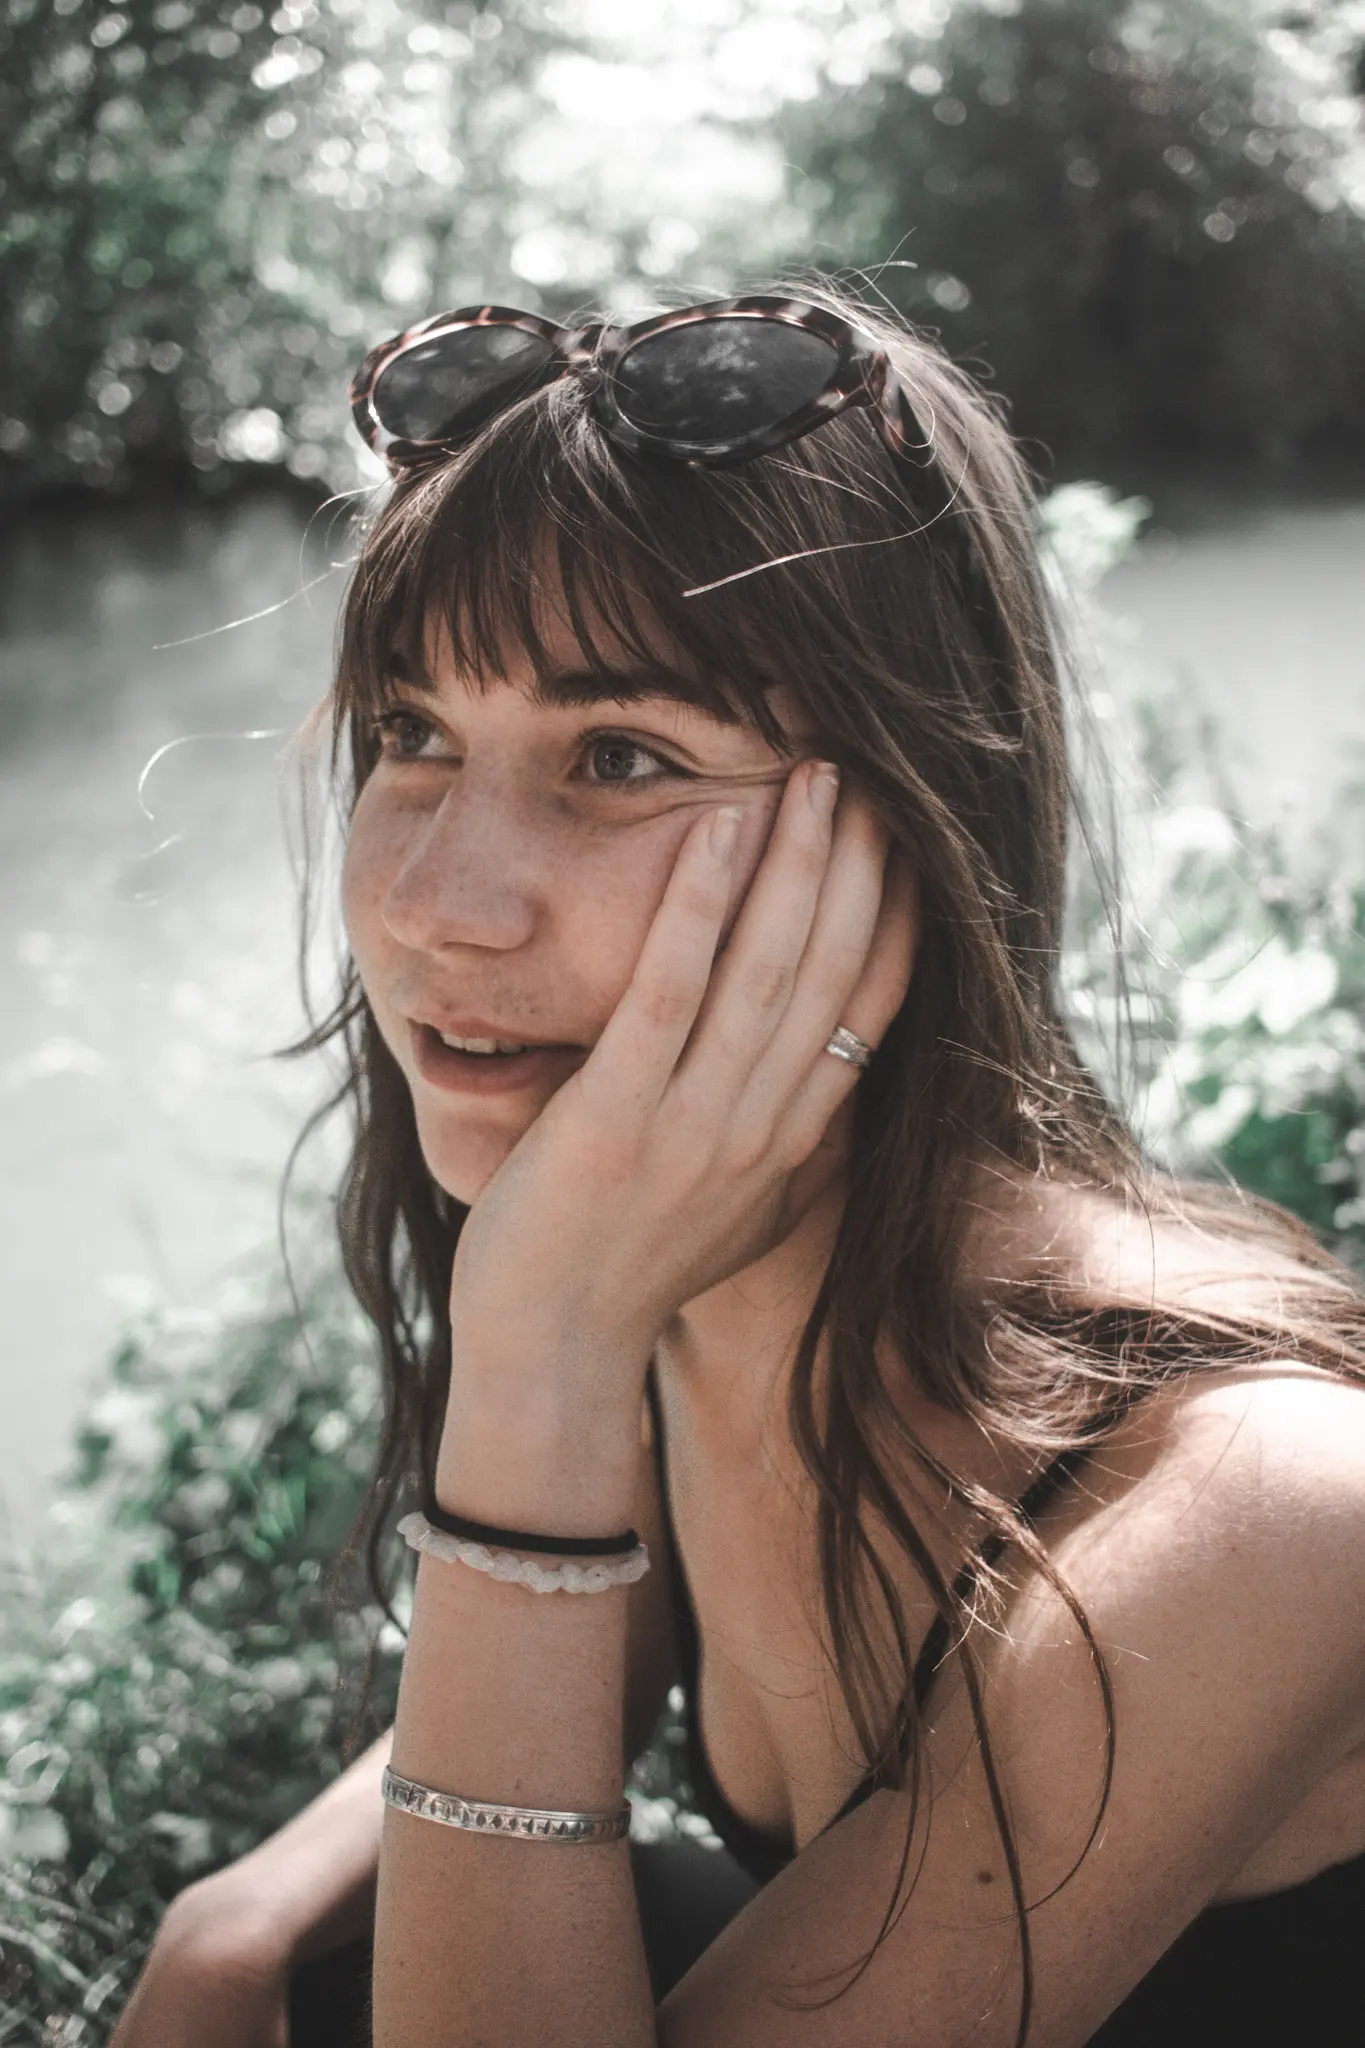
top-left (443, 760), bottom-right (916, 1430)
top-left (107, 1879), bottom-right (292, 2048)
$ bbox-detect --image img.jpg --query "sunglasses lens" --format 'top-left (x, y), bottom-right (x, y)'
top-left (614, 317), bottom-right (837, 447)
top-left (372, 324), bottom-right (555, 443)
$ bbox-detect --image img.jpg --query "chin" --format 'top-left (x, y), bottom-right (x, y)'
top-left (414, 1111), bottom-right (524, 1207)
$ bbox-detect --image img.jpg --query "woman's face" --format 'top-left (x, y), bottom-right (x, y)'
top-left (341, 603), bottom-right (807, 1205)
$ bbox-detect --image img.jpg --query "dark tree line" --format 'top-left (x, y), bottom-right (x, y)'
top-left (770, 0), bottom-right (1365, 477)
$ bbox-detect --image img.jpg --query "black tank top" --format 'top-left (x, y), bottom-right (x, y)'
top-left (644, 1367), bottom-right (1365, 2043)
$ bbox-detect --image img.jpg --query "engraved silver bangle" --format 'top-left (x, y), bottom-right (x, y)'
top-left (382, 1765), bottom-right (631, 1843)
top-left (824, 1023), bottom-right (873, 1070)
top-left (398, 1510), bottom-right (650, 1593)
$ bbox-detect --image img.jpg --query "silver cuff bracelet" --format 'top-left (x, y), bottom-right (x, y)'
top-left (382, 1765), bottom-right (631, 1844)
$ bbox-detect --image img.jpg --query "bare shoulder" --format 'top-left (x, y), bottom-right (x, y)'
top-left (1090, 1356), bottom-right (1365, 1526)
top-left (964, 1164), bottom-right (1365, 1554)
top-left (985, 1353), bottom-right (1365, 1842)
top-left (1019, 1354), bottom-right (1365, 1680)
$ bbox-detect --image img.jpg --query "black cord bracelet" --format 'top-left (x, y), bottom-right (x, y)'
top-left (422, 1494), bottom-right (641, 1559)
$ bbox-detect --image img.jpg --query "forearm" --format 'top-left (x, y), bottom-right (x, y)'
top-left (184, 1723), bottom-right (392, 1965)
top-left (373, 1370), bottom-right (655, 2048)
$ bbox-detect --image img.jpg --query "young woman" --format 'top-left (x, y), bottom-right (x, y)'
top-left (110, 283), bottom-right (1365, 2048)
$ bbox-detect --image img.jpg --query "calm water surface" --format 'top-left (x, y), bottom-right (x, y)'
top-left (1, 489), bottom-right (1362, 1545)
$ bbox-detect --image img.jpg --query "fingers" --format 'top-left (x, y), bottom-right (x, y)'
top-left (836, 851), bottom-right (918, 1050)
top-left (577, 802), bottom-right (743, 1127)
top-left (778, 850), bottom-right (918, 1150)
top-left (578, 752), bottom-right (916, 1180)
top-left (679, 759), bottom-right (840, 1068)
top-left (758, 784), bottom-right (895, 1074)
top-left (672, 764), bottom-right (904, 1106)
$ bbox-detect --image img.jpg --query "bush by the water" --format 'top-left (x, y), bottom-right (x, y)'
top-left (2, 487), bottom-right (1362, 2041)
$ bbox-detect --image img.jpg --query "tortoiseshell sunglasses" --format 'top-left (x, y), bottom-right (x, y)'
top-left (349, 293), bottom-right (961, 518)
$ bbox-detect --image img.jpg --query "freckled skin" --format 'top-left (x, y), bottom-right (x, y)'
top-left (341, 614), bottom-right (809, 1206)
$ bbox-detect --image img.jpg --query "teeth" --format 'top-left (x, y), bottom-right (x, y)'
top-left (437, 1033), bottom-right (531, 1056)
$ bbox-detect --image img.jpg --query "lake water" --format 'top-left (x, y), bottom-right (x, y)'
top-left (1, 488), bottom-right (1362, 1547)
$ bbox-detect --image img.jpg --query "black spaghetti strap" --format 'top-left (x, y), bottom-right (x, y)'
top-left (910, 1443), bottom-right (1090, 1712)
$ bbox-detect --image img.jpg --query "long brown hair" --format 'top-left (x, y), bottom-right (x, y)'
top-left (273, 276), bottom-right (1365, 2043)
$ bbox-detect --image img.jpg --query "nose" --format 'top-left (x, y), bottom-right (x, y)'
top-left (380, 779), bottom-right (543, 956)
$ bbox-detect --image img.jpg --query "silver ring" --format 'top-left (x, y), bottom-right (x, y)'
top-left (824, 1024), bottom-right (872, 1071)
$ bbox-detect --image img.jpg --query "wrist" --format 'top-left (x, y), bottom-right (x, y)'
top-left (446, 1312), bottom-right (655, 1400)
top-left (437, 1334), bottom-right (649, 1533)
top-left (439, 1376), bottom-right (650, 1540)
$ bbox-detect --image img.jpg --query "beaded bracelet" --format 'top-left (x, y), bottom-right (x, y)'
top-left (398, 1510), bottom-right (650, 1593)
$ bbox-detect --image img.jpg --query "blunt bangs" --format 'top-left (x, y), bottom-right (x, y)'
top-left (336, 374), bottom-right (820, 750)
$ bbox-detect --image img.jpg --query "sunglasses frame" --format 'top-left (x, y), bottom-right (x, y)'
top-left (349, 294), bottom-right (948, 496)
top-left (349, 302), bottom-right (587, 467)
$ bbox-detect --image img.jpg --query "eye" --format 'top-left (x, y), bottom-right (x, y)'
top-left (581, 733), bottom-right (686, 791)
top-left (369, 706), bottom-right (443, 761)
top-left (366, 707), bottom-right (690, 787)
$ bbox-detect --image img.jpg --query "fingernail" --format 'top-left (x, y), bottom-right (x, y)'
top-left (809, 761), bottom-right (839, 819)
top-left (710, 806), bottom-right (742, 860)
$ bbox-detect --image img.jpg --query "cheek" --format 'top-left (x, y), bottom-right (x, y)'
top-left (340, 795), bottom-right (406, 954)
top-left (339, 774), bottom-right (788, 1027)
top-left (568, 785), bottom-right (784, 996)
top-left (563, 826), bottom-right (685, 1003)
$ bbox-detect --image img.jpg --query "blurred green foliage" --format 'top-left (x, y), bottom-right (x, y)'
top-left (0, 1195), bottom-right (408, 2040)
top-left (1046, 481), bottom-right (1365, 1263)
top-left (1090, 694), bottom-right (1365, 1266)
top-left (0, 0), bottom-right (566, 500)
top-left (4, 1), bottom-right (1365, 499)
top-left (773, 0), bottom-right (1365, 474)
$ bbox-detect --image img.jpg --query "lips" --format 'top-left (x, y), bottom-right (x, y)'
top-left (409, 1009), bottom-right (580, 1051)
top-left (407, 1019), bottom-right (585, 1097)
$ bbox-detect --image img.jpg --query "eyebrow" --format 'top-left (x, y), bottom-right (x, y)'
top-left (384, 649), bottom-right (736, 717)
